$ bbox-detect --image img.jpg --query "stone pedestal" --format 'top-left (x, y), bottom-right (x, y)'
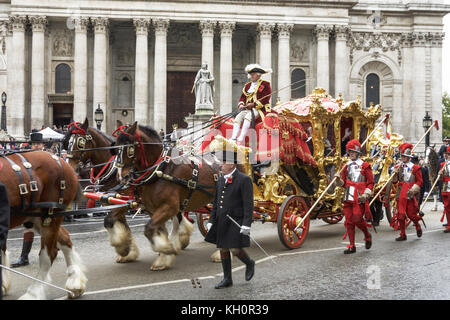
top-left (184, 112), bottom-right (215, 149)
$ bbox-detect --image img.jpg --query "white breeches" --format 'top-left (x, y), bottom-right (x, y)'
top-left (234, 108), bottom-right (260, 124)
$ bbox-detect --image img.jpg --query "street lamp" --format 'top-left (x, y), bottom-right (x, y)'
top-left (1, 92), bottom-right (6, 131)
top-left (94, 104), bottom-right (104, 130)
top-left (422, 111), bottom-right (433, 148)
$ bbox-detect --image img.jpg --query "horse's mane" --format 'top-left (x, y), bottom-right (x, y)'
top-left (137, 125), bottom-right (161, 142)
top-left (90, 127), bottom-right (116, 144)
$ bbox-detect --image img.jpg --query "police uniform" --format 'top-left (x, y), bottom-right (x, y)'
top-left (0, 182), bottom-right (10, 300)
top-left (439, 146), bottom-right (450, 233)
top-left (338, 139), bottom-right (373, 254)
top-left (393, 143), bottom-right (423, 241)
top-left (205, 151), bottom-right (255, 288)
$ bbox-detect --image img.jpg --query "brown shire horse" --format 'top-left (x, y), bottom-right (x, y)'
top-left (63, 118), bottom-right (140, 263)
top-left (1, 150), bottom-right (87, 299)
top-left (115, 122), bottom-right (220, 270)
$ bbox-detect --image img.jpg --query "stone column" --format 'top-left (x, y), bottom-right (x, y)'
top-left (134, 18), bottom-right (150, 125)
top-left (153, 18), bottom-right (169, 132)
top-left (73, 17), bottom-right (89, 122)
top-left (219, 21), bottom-right (235, 115)
top-left (277, 23), bottom-right (293, 103)
top-left (30, 16), bottom-right (47, 131)
top-left (9, 15), bottom-right (27, 137)
top-left (92, 17), bottom-right (109, 131)
top-left (430, 32), bottom-right (444, 145)
top-left (314, 25), bottom-right (332, 92)
top-left (334, 25), bottom-right (349, 98)
top-left (412, 32), bottom-right (426, 143)
top-left (257, 22), bottom-right (274, 83)
top-left (200, 20), bottom-right (215, 73)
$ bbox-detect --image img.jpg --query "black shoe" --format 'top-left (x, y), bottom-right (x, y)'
top-left (11, 255), bottom-right (29, 268)
top-left (365, 235), bottom-right (372, 250)
top-left (11, 240), bottom-right (33, 268)
top-left (235, 249), bottom-right (255, 281)
top-left (215, 256), bottom-right (233, 289)
top-left (444, 228), bottom-right (450, 233)
top-left (419, 211), bottom-right (425, 217)
top-left (396, 235), bottom-right (407, 241)
top-left (344, 246), bottom-right (356, 254)
top-left (245, 260), bottom-right (255, 281)
top-left (416, 227), bottom-right (422, 238)
top-left (444, 223), bottom-right (448, 227)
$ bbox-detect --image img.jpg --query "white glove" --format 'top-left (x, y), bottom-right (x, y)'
top-left (424, 192), bottom-right (429, 198)
top-left (206, 223), bottom-right (212, 232)
top-left (240, 225), bottom-right (251, 236)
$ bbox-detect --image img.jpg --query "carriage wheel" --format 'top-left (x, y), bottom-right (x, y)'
top-left (196, 211), bottom-right (210, 237)
top-left (384, 182), bottom-right (411, 229)
top-left (322, 214), bottom-right (344, 224)
top-left (277, 195), bottom-right (310, 250)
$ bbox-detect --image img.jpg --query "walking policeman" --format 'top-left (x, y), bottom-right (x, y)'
top-left (392, 142), bottom-right (423, 241)
top-left (438, 146), bottom-right (450, 233)
top-left (335, 139), bottom-right (373, 254)
top-left (205, 150), bottom-right (255, 288)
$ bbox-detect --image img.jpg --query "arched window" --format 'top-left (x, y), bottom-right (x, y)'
top-left (118, 75), bottom-right (132, 107)
top-left (291, 68), bottom-right (306, 99)
top-left (55, 63), bottom-right (71, 94)
top-left (365, 73), bottom-right (380, 108)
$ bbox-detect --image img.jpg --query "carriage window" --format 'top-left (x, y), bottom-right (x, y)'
top-left (325, 123), bottom-right (335, 157)
top-left (359, 125), bottom-right (368, 154)
top-left (301, 122), bottom-right (314, 156)
top-left (340, 117), bottom-right (353, 156)
top-left (366, 73), bottom-right (380, 108)
top-left (55, 63), bottom-right (71, 94)
top-left (291, 68), bottom-right (306, 99)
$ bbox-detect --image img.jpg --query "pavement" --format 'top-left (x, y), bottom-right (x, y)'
top-left (3, 201), bottom-right (450, 300)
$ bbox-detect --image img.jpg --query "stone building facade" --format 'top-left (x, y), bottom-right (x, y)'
top-left (0, 0), bottom-right (448, 144)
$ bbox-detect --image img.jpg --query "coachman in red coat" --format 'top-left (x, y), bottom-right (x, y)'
top-left (231, 64), bottom-right (273, 145)
top-left (336, 139), bottom-right (374, 254)
top-left (438, 146), bottom-right (450, 233)
top-left (392, 142), bottom-right (423, 241)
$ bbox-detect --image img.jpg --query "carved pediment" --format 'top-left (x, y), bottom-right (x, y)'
top-left (52, 29), bottom-right (73, 57)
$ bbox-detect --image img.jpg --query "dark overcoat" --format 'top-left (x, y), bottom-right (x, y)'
top-left (204, 169), bottom-right (253, 249)
top-left (0, 182), bottom-right (10, 300)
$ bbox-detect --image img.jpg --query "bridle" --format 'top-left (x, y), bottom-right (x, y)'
top-left (66, 122), bottom-right (93, 163)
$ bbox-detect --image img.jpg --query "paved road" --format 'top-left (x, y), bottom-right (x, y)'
top-left (3, 201), bottom-right (450, 300)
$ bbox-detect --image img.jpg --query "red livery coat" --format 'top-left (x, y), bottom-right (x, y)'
top-left (238, 80), bottom-right (272, 120)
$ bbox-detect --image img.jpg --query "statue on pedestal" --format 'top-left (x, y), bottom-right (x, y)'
top-left (192, 63), bottom-right (214, 112)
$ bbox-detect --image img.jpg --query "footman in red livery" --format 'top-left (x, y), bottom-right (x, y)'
top-left (392, 142), bottom-right (423, 241)
top-left (335, 139), bottom-right (374, 254)
top-left (439, 146), bottom-right (450, 233)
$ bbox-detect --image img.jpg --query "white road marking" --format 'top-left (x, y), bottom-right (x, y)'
top-left (56, 278), bottom-right (192, 299)
top-left (7, 224), bottom-right (147, 241)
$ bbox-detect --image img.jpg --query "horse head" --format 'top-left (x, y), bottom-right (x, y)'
top-left (115, 121), bottom-right (163, 183)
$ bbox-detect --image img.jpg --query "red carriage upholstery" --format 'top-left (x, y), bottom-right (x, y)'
top-left (201, 113), bottom-right (316, 166)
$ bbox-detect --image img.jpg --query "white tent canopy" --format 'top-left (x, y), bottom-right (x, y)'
top-left (38, 127), bottom-right (65, 140)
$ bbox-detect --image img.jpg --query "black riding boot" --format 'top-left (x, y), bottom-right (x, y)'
top-left (215, 251), bottom-right (233, 289)
top-left (11, 240), bottom-right (33, 268)
top-left (236, 249), bottom-right (255, 281)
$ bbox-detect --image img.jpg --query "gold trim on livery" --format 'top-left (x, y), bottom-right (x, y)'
top-left (242, 79), bottom-right (271, 121)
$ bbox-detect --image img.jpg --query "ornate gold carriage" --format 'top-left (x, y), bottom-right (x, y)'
top-left (197, 88), bottom-right (401, 249)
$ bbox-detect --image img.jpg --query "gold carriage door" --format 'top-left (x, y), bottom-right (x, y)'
top-left (166, 72), bottom-right (196, 133)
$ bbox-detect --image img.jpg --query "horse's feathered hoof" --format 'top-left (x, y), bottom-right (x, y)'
top-left (67, 288), bottom-right (84, 299)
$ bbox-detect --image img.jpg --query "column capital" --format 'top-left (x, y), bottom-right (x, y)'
top-left (92, 17), bottom-right (109, 33)
top-left (314, 24), bottom-right (332, 41)
top-left (257, 22), bottom-right (275, 37)
top-left (199, 20), bottom-right (216, 36)
top-left (153, 18), bottom-right (170, 35)
top-left (9, 15), bottom-right (27, 32)
top-left (277, 23), bottom-right (293, 39)
top-left (334, 25), bottom-right (350, 41)
top-left (218, 21), bottom-right (235, 37)
top-left (133, 18), bottom-right (151, 35)
top-left (73, 17), bottom-right (90, 33)
top-left (1, 20), bottom-right (12, 37)
top-left (29, 16), bottom-right (48, 32)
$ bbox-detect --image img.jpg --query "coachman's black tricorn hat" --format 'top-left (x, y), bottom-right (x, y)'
top-left (30, 132), bottom-right (43, 143)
